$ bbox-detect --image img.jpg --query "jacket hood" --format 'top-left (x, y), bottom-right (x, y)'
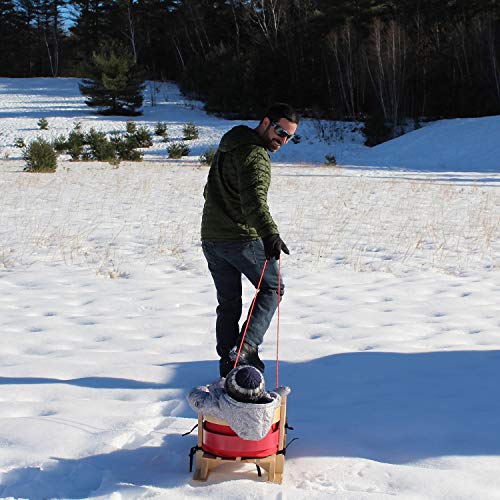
top-left (187, 380), bottom-right (290, 441)
top-left (219, 125), bottom-right (267, 153)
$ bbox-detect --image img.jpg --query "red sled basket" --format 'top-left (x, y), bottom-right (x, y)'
top-left (191, 395), bottom-right (288, 483)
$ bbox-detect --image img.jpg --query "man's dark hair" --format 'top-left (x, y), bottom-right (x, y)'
top-left (263, 102), bottom-right (300, 125)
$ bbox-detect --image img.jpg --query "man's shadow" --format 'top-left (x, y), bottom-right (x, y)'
top-left (1, 350), bottom-right (500, 497)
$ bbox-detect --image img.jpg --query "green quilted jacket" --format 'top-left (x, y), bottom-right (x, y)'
top-left (201, 125), bottom-right (279, 241)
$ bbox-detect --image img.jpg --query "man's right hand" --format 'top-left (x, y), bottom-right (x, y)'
top-left (262, 234), bottom-right (290, 260)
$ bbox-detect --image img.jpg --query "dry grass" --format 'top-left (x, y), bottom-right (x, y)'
top-left (272, 172), bottom-right (498, 273)
top-left (0, 161), bottom-right (498, 275)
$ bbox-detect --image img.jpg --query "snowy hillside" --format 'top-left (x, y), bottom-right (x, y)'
top-left (0, 77), bottom-right (499, 171)
top-left (0, 78), bottom-right (499, 499)
top-left (354, 115), bottom-right (500, 172)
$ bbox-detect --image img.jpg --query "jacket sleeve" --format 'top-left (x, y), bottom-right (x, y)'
top-left (237, 146), bottom-right (279, 238)
top-left (187, 386), bottom-right (213, 413)
top-left (273, 386), bottom-right (291, 398)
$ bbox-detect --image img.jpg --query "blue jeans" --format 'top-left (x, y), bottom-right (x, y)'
top-left (202, 239), bottom-right (284, 359)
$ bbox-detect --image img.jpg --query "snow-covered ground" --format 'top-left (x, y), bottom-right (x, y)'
top-left (0, 78), bottom-right (499, 499)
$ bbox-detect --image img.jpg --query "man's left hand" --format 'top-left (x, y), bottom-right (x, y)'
top-left (263, 234), bottom-right (290, 260)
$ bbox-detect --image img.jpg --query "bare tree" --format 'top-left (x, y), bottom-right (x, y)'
top-left (326, 22), bottom-right (363, 119)
top-left (122, 0), bottom-right (137, 62)
top-left (366, 18), bottom-right (409, 129)
top-left (485, 18), bottom-right (500, 107)
top-left (229, 0), bottom-right (242, 56)
top-left (247, 0), bottom-right (285, 52)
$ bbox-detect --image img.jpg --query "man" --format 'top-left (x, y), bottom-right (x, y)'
top-left (201, 103), bottom-right (299, 377)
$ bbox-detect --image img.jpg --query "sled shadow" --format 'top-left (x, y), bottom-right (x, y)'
top-left (2, 350), bottom-right (500, 496)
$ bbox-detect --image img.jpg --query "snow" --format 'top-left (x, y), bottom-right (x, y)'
top-left (353, 116), bottom-right (500, 172)
top-left (0, 78), bottom-right (499, 499)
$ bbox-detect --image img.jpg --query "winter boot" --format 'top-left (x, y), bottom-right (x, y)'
top-left (229, 341), bottom-right (265, 373)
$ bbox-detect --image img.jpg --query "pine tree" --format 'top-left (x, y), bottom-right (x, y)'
top-left (0, 0), bottom-right (25, 75)
top-left (79, 41), bottom-right (145, 116)
top-left (69, 0), bottom-right (115, 72)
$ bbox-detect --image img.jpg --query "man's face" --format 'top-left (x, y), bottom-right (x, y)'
top-left (262, 117), bottom-right (298, 153)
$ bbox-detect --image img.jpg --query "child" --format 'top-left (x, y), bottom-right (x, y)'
top-left (187, 365), bottom-right (290, 441)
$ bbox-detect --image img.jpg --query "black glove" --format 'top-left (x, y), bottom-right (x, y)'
top-left (262, 234), bottom-right (290, 260)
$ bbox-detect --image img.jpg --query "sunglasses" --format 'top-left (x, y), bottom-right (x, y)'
top-left (270, 122), bottom-right (295, 141)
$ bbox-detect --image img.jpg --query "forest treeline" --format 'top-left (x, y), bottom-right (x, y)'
top-left (1, 0), bottom-right (499, 125)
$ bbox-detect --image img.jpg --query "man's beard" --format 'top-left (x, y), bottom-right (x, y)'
top-left (266, 135), bottom-right (281, 153)
top-left (269, 140), bottom-right (281, 152)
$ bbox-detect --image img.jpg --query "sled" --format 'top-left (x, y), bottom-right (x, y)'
top-left (191, 394), bottom-right (288, 483)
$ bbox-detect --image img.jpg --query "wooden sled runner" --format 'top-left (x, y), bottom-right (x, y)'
top-left (191, 395), bottom-right (288, 483)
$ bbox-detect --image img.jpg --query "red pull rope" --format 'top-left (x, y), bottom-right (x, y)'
top-left (233, 257), bottom-right (283, 389)
top-left (233, 259), bottom-right (268, 368)
top-left (276, 255), bottom-right (281, 388)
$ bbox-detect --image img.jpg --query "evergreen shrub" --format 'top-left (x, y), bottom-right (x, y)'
top-left (182, 121), bottom-right (199, 140)
top-left (52, 135), bottom-right (68, 153)
top-left (23, 138), bottom-right (57, 172)
top-left (155, 122), bottom-right (168, 137)
top-left (126, 121), bottom-right (137, 134)
top-left (112, 134), bottom-right (144, 161)
top-left (131, 126), bottom-right (153, 148)
top-left (37, 117), bottom-right (49, 130)
top-left (324, 153), bottom-right (337, 165)
top-left (14, 137), bottom-right (25, 149)
top-left (85, 128), bottom-right (117, 162)
top-left (66, 128), bottom-right (85, 161)
top-left (167, 142), bottom-right (190, 158)
top-left (200, 147), bottom-right (216, 166)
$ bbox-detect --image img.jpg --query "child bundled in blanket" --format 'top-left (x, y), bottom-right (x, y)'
top-left (187, 365), bottom-right (290, 441)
